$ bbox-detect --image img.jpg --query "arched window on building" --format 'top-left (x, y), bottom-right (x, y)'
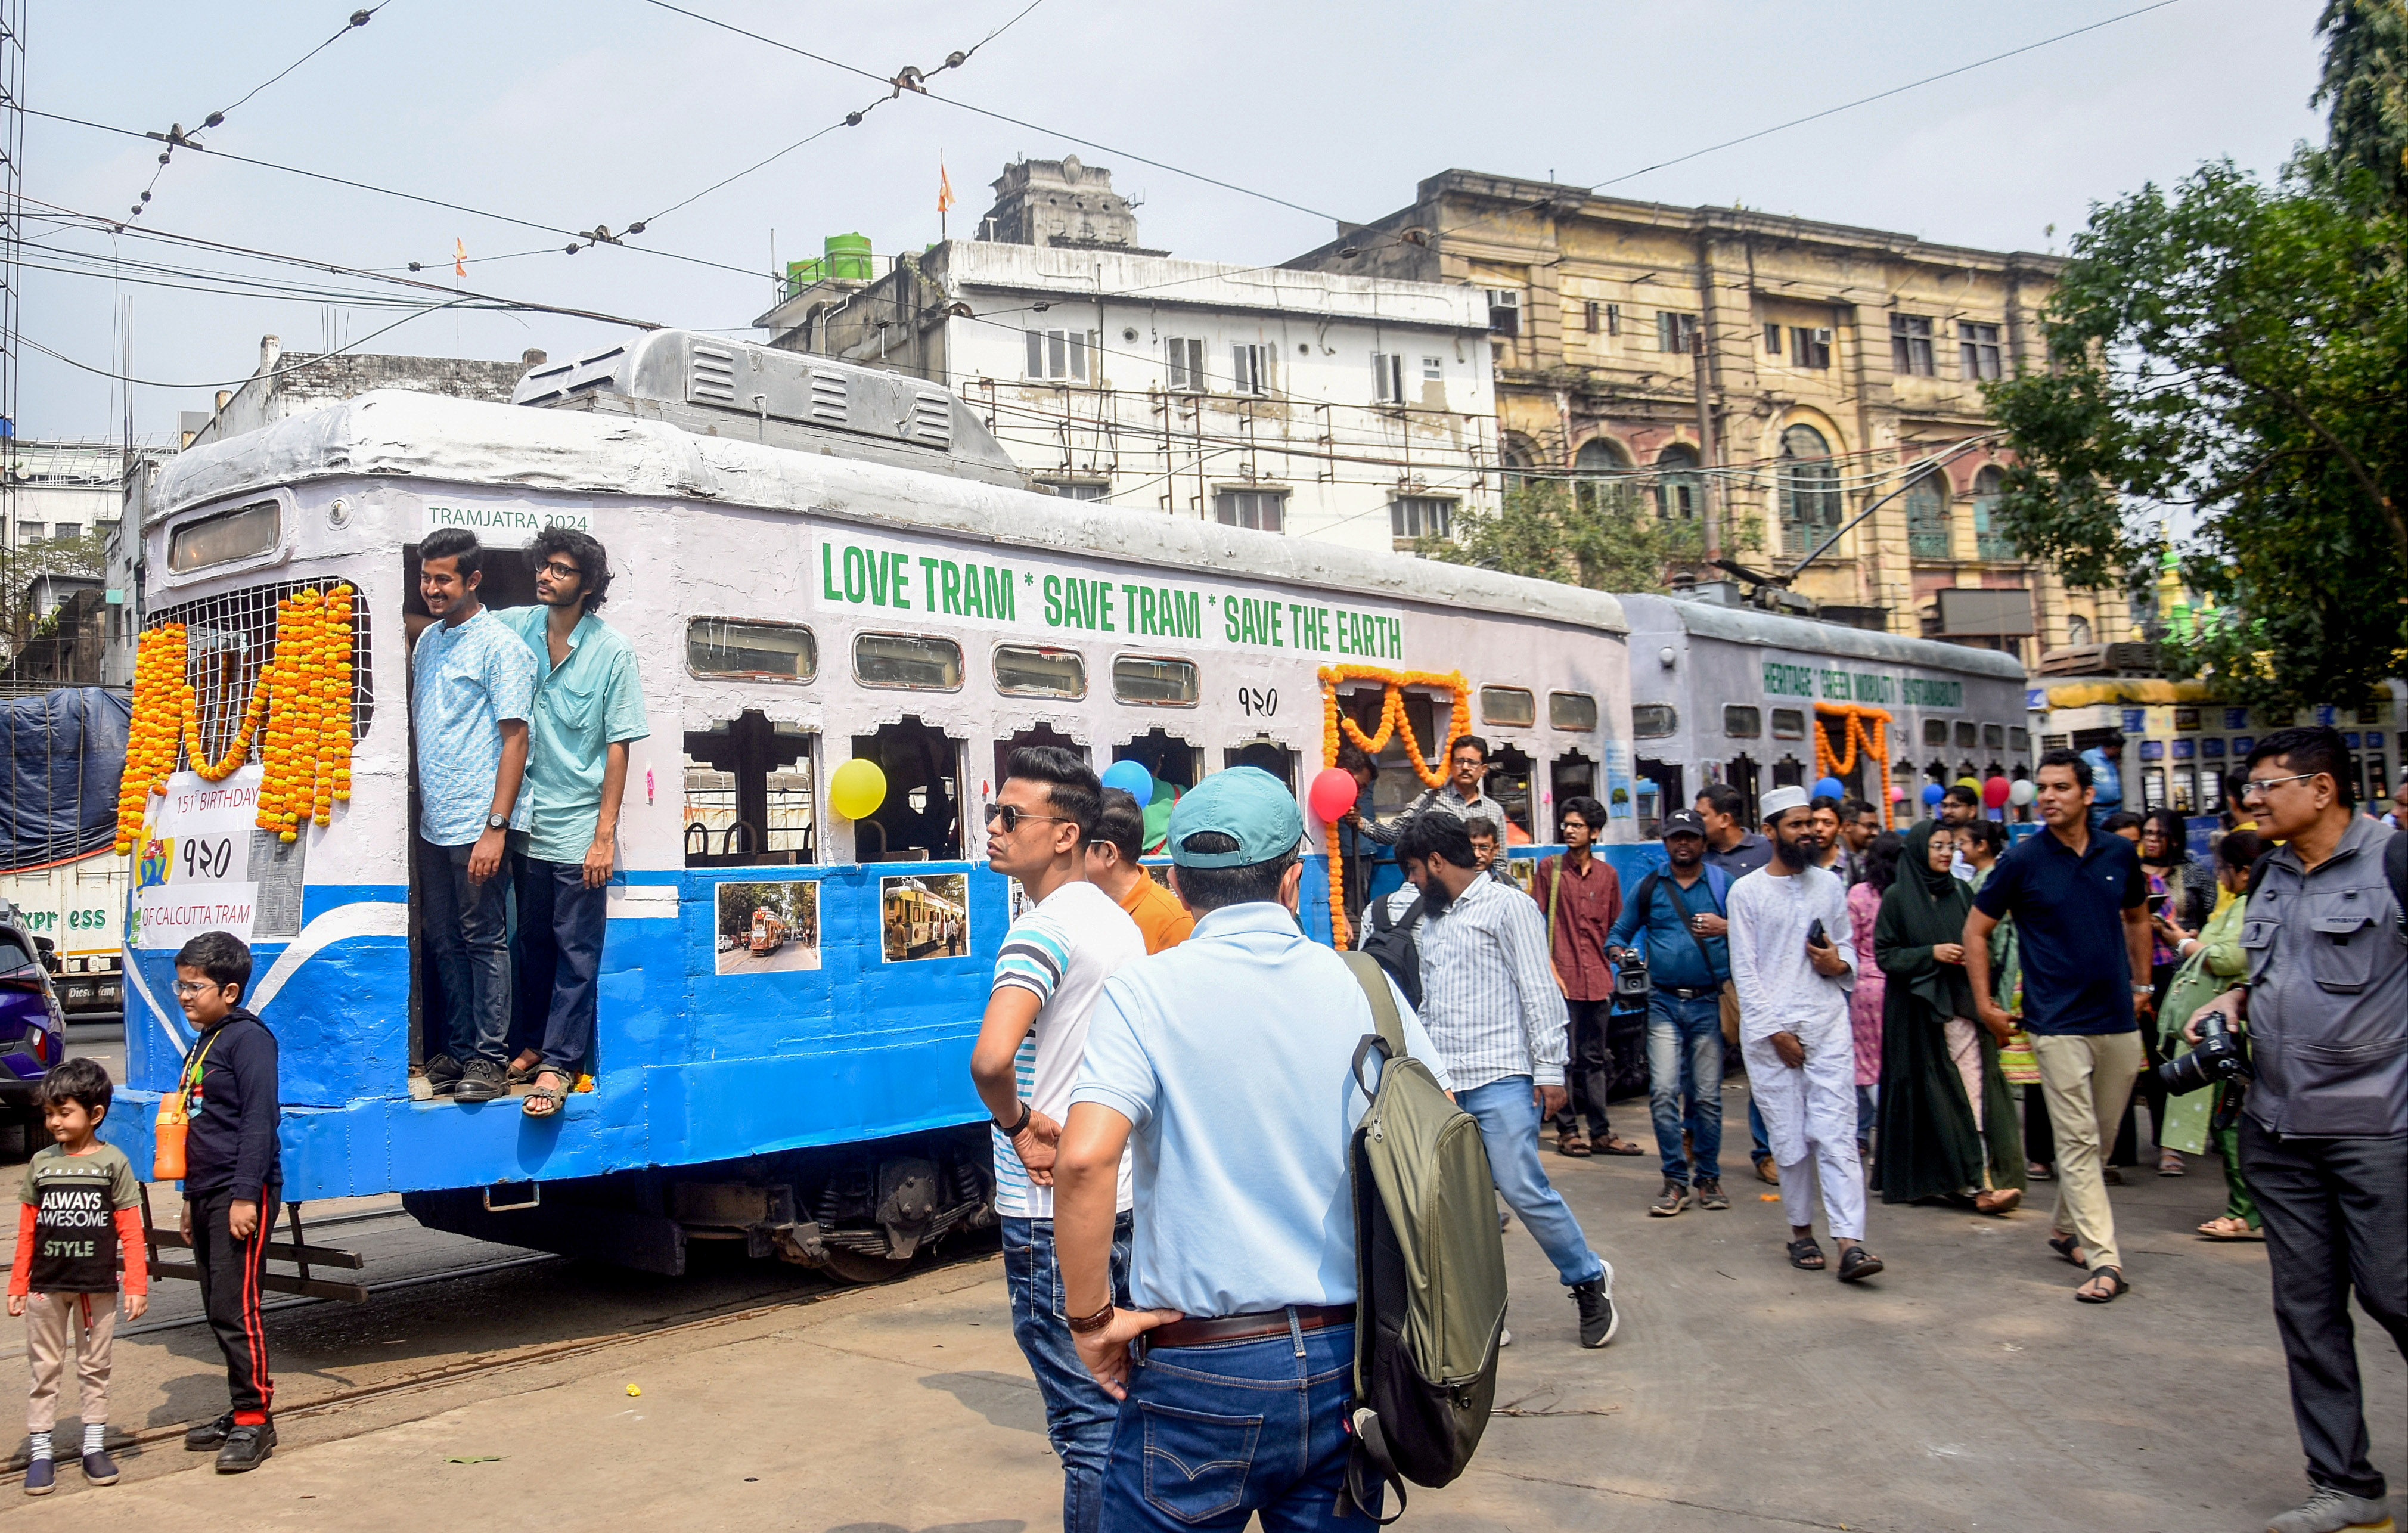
top-left (1654, 442), bottom-right (1701, 521)
top-left (1906, 467), bottom-right (1950, 559)
top-left (2065, 613), bottom-right (2094, 647)
top-left (1500, 433), bottom-right (1540, 496)
top-left (1971, 464), bottom-right (2012, 560)
top-left (1573, 436), bottom-right (1637, 516)
top-left (1777, 424), bottom-right (1842, 556)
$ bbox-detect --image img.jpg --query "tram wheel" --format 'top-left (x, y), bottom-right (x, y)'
top-left (820, 1247), bottom-right (916, 1285)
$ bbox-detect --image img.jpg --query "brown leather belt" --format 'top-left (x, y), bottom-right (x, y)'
top-left (1150, 1303), bottom-right (1356, 1351)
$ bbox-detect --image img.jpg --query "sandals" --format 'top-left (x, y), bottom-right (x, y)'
top-left (2196, 1216), bottom-right (2264, 1242)
top-left (1786, 1237), bottom-right (1826, 1271)
top-left (522, 1067), bottom-right (572, 1119)
top-left (2047, 1232), bottom-right (2087, 1267)
top-left (1555, 1129), bottom-right (1593, 1158)
top-left (1837, 1245), bottom-right (1885, 1283)
top-left (505, 1054), bottom-right (543, 1086)
top-left (1594, 1134), bottom-right (1646, 1157)
top-left (2074, 1265), bottom-right (2129, 1303)
top-left (2158, 1149), bottom-right (2186, 1177)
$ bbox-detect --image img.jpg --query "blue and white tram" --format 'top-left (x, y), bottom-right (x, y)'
top-left (113, 333), bottom-right (1639, 1278)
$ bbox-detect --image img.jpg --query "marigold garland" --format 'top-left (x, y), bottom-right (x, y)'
top-left (1315, 666), bottom-right (1472, 949)
top-left (1812, 702), bottom-right (1894, 828)
top-left (111, 585), bottom-right (358, 854)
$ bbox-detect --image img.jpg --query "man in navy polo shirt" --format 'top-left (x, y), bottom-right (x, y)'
top-left (1964, 748), bottom-right (2152, 1304)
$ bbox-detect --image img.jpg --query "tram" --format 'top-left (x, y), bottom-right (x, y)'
top-left (108, 331), bottom-right (1639, 1280)
top-left (747, 908), bottom-right (789, 957)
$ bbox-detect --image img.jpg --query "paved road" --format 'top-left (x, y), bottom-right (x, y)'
top-left (1, 1078), bottom-right (2397, 1531)
top-left (713, 943), bottom-right (823, 975)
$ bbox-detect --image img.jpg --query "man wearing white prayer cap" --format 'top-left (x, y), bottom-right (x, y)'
top-left (1726, 784), bottom-right (1886, 1282)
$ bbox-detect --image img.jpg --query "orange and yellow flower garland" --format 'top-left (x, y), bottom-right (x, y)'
top-left (1315, 666), bottom-right (1472, 948)
top-left (1811, 702), bottom-right (1894, 827)
top-left (111, 585), bottom-right (358, 854)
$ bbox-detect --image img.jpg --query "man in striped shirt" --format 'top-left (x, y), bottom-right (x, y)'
top-left (1394, 813), bottom-right (1619, 1349)
top-left (969, 747), bottom-right (1146, 1533)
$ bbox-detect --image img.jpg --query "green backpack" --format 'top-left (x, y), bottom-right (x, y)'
top-left (1338, 952), bottom-right (1510, 1520)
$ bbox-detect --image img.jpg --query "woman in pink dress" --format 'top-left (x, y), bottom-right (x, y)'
top-left (1848, 831), bottom-right (1904, 1155)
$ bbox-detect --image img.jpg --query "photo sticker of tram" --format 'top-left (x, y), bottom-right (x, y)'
top-left (713, 880), bottom-right (822, 976)
top-left (882, 873), bottom-right (971, 963)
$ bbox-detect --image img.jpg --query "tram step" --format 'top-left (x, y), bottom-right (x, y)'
top-left (146, 1229), bottom-right (367, 1269)
top-left (146, 1260), bottom-right (370, 1303)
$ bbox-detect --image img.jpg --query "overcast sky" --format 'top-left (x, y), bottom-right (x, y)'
top-left (18, 0), bottom-right (2328, 440)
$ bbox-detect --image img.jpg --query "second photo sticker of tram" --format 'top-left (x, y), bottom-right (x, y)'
top-left (882, 873), bottom-right (971, 963)
top-left (713, 879), bottom-right (823, 976)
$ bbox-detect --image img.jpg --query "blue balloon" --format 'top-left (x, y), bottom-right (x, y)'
top-left (1101, 759), bottom-right (1154, 800)
top-left (1813, 776), bottom-right (1847, 802)
top-left (1920, 783), bottom-right (1945, 806)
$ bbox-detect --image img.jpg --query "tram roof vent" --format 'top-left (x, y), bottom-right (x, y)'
top-left (510, 330), bottom-right (1024, 488)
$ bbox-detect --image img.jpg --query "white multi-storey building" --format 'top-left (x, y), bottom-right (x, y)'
top-left (755, 158), bottom-right (1499, 556)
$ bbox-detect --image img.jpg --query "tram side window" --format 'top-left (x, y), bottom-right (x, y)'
top-left (1723, 706), bottom-right (1761, 739)
top-left (684, 710), bottom-right (816, 867)
top-left (1112, 654), bottom-right (1199, 707)
top-left (1224, 738), bottom-right (1298, 792)
top-left (1772, 756), bottom-right (1807, 789)
top-left (1631, 703), bottom-right (1677, 741)
top-left (1117, 729), bottom-right (1202, 793)
top-left (851, 718), bottom-right (966, 861)
top-left (1770, 709), bottom-right (1806, 741)
top-left (994, 644), bottom-right (1086, 699)
top-left (1479, 687), bottom-right (1535, 729)
top-left (2009, 727), bottom-right (2030, 753)
top-left (1487, 745), bottom-right (1535, 841)
top-left (1339, 685), bottom-right (1449, 820)
top-left (995, 726), bottom-right (1088, 791)
top-left (688, 618), bottom-right (817, 684)
top-left (1923, 718), bottom-right (1949, 747)
top-left (1982, 723), bottom-right (2005, 750)
top-left (855, 633), bottom-right (963, 691)
top-left (1549, 692), bottom-right (1598, 732)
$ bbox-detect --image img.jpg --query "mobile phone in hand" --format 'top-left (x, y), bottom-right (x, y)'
top-left (1806, 918), bottom-right (1829, 949)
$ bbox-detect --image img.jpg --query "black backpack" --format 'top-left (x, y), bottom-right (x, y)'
top-left (1357, 890), bottom-right (1428, 1010)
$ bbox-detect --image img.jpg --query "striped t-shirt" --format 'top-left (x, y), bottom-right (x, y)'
top-left (990, 879), bottom-right (1145, 1219)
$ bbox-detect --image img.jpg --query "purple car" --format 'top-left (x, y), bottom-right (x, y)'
top-left (0, 917), bottom-right (66, 1129)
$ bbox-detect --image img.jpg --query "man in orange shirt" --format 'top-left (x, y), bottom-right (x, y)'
top-left (1085, 790), bottom-right (1194, 953)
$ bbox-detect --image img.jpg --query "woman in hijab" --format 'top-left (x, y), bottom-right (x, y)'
top-left (1873, 821), bottom-right (2025, 1212)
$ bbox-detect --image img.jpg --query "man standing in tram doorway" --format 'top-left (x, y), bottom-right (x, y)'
top-left (411, 528), bottom-right (538, 1105)
top-left (969, 747), bottom-right (1146, 1533)
top-left (499, 527), bottom-right (648, 1121)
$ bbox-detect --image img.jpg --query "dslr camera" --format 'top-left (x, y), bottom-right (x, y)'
top-left (2157, 1010), bottom-right (2252, 1096)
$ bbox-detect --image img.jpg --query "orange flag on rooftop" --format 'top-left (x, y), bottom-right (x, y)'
top-left (938, 163), bottom-right (955, 215)
top-left (454, 238), bottom-right (467, 278)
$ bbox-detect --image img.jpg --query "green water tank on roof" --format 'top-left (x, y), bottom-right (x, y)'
top-left (825, 232), bottom-right (872, 281)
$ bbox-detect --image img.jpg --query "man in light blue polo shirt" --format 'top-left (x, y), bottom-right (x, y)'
top-left (411, 527), bottom-right (538, 1104)
top-left (1054, 767), bottom-right (1448, 1530)
top-left (497, 527), bottom-right (648, 1119)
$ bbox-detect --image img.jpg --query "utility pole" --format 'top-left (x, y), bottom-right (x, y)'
top-left (1691, 326), bottom-right (1720, 563)
top-left (0, 0), bottom-right (22, 589)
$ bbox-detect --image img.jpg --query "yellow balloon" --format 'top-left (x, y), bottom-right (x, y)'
top-left (1956, 776), bottom-right (1980, 790)
top-left (828, 758), bottom-right (887, 820)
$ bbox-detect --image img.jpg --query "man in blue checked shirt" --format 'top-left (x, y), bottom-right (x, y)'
top-left (497, 527), bottom-right (647, 1121)
top-left (410, 528), bottom-right (537, 1106)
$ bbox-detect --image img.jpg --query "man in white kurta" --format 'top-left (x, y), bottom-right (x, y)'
top-left (1727, 786), bottom-right (1885, 1280)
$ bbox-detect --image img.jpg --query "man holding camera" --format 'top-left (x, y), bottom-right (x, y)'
top-left (2185, 727), bottom-right (2406, 1533)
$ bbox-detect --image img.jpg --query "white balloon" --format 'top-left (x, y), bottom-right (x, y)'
top-left (2008, 778), bottom-right (2038, 806)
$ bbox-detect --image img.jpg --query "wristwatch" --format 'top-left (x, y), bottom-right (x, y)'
top-left (486, 812), bottom-right (510, 831)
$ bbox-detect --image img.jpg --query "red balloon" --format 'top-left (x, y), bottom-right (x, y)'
top-left (1983, 775), bottom-right (2012, 809)
top-left (1307, 767), bottom-right (1359, 823)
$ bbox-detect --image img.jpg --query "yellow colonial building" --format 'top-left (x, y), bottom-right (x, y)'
top-left (1287, 170), bottom-right (2134, 663)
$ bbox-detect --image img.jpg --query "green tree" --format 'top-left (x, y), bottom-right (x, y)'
top-left (1420, 481), bottom-right (1704, 592)
top-left (1982, 157), bottom-right (2408, 706)
top-left (2317, 0), bottom-right (2408, 206)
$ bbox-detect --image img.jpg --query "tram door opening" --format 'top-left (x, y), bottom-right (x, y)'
top-left (1724, 755), bottom-right (1761, 826)
top-left (995, 726), bottom-right (1087, 790)
top-left (1636, 758), bottom-right (1681, 840)
top-left (1116, 730), bottom-right (1200, 791)
top-left (1551, 752), bottom-right (1596, 839)
top-left (851, 719), bottom-right (965, 861)
top-left (684, 711), bottom-right (817, 866)
top-left (402, 544), bottom-right (541, 1079)
top-left (1487, 746), bottom-right (1534, 842)
top-left (1338, 686), bottom-right (1446, 822)
top-left (1224, 738), bottom-right (1298, 793)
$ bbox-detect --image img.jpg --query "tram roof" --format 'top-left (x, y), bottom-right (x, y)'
top-left (152, 389), bottom-right (1628, 637)
top-left (1615, 591), bottom-right (2027, 682)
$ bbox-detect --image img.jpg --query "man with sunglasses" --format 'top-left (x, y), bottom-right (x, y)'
top-left (497, 527), bottom-right (647, 1119)
top-left (968, 747), bottom-right (1145, 1533)
top-left (2184, 728), bottom-right (2407, 1533)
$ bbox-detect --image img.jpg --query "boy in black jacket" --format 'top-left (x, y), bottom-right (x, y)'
top-left (169, 932), bottom-right (280, 1473)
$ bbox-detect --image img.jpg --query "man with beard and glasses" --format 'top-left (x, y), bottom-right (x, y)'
top-left (1728, 786), bottom-right (1883, 1283)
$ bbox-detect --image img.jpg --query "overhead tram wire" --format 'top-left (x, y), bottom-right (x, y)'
top-left (20, 295), bottom-right (499, 390)
top-left (126, 2), bottom-right (394, 224)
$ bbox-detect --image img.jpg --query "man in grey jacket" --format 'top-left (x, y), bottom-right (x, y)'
top-left (2185, 727), bottom-right (2407, 1533)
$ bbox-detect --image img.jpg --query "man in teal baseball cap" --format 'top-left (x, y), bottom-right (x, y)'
top-left (1049, 766), bottom-right (1451, 1528)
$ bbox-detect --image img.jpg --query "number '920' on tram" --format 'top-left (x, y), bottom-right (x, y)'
top-left (110, 332), bottom-right (1637, 1279)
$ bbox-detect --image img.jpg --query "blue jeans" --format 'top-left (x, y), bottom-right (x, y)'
top-left (1104, 1321), bottom-right (1378, 1531)
top-left (415, 834), bottom-right (513, 1065)
top-left (1004, 1213), bottom-right (1133, 1533)
top-left (1751, 1098), bottom-right (1772, 1164)
top-left (511, 853), bottom-right (608, 1074)
top-left (1458, 1077), bottom-right (1604, 1286)
top-left (1646, 994), bottom-right (1724, 1184)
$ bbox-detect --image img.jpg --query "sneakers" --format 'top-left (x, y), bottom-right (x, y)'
top-left (1497, 1326), bottom-right (1513, 1348)
top-left (1571, 1267), bottom-right (1619, 1348)
top-left (454, 1056), bottom-right (507, 1104)
top-left (1695, 1178), bottom-right (1731, 1211)
top-left (1649, 1179), bottom-right (1692, 1217)
top-left (184, 1413), bottom-right (233, 1451)
top-left (80, 1448), bottom-right (118, 1485)
top-left (421, 1053), bottom-right (464, 1095)
top-left (21, 1457), bottom-right (51, 1496)
top-left (216, 1423), bottom-right (274, 1474)
top-left (2266, 1484), bottom-right (2398, 1533)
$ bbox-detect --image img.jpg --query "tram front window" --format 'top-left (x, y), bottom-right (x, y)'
top-left (851, 718), bottom-right (964, 861)
top-left (684, 711), bottom-right (815, 867)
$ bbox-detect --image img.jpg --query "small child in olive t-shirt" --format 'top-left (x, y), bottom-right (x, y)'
top-left (7, 1058), bottom-right (146, 1495)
